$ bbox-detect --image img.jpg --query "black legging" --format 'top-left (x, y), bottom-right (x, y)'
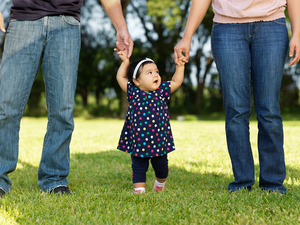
top-left (131, 155), bottom-right (169, 183)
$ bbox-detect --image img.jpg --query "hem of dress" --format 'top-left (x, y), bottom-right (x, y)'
top-left (117, 148), bottom-right (174, 158)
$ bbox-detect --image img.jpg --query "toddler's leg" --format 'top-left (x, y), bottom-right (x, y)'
top-left (131, 155), bottom-right (149, 193)
top-left (151, 155), bottom-right (169, 192)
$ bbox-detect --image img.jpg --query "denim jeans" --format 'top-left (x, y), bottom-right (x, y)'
top-left (211, 18), bottom-right (288, 193)
top-left (0, 16), bottom-right (81, 192)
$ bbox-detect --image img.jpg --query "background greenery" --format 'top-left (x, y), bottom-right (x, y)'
top-left (0, 117), bottom-right (300, 224)
top-left (0, 1), bottom-right (300, 224)
top-left (1, 0), bottom-right (300, 118)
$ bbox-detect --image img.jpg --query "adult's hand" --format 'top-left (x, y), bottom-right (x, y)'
top-left (174, 38), bottom-right (190, 65)
top-left (116, 28), bottom-right (133, 58)
top-left (288, 35), bottom-right (300, 66)
top-left (0, 12), bottom-right (6, 33)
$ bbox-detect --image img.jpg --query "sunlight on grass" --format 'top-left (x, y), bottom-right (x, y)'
top-left (0, 117), bottom-right (299, 224)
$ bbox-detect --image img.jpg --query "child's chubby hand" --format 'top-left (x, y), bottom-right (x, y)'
top-left (177, 59), bottom-right (186, 66)
top-left (114, 48), bottom-right (129, 63)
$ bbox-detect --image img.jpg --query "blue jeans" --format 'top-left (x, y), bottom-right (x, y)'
top-left (211, 18), bottom-right (288, 193)
top-left (0, 16), bottom-right (81, 192)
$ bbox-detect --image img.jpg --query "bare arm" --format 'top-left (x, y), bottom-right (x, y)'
top-left (287, 0), bottom-right (300, 66)
top-left (115, 49), bottom-right (130, 92)
top-left (0, 12), bottom-right (6, 33)
top-left (101, 0), bottom-right (133, 58)
top-left (170, 62), bottom-right (185, 93)
top-left (174, 0), bottom-right (212, 65)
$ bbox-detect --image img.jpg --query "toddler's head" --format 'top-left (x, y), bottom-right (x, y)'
top-left (127, 58), bottom-right (161, 92)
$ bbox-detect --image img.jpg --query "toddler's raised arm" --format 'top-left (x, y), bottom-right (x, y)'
top-left (170, 61), bottom-right (185, 93)
top-left (115, 49), bottom-right (130, 92)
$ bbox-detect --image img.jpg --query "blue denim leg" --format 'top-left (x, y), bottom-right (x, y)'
top-left (211, 22), bottom-right (254, 192)
top-left (37, 16), bottom-right (80, 191)
top-left (251, 19), bottom-right (288, 193)
top-left (0, 16), bottom-right (80, 192)
top-left (211, 18), bottom-right (288, 193)
top-left (0, 20), bottom-right (44, 193)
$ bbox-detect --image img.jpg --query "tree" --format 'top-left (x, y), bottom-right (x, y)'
top-left (128, 0), bottom-right (216, 114)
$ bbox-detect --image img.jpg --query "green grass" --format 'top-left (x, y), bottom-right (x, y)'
top-left (1, 117), bottom-right (300, 224)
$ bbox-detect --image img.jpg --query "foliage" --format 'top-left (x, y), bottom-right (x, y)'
top-left (1, 117), bottom-right (300, 224)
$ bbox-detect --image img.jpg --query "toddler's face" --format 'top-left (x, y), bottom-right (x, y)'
top-left (135, 63), bottom-right (161, 92)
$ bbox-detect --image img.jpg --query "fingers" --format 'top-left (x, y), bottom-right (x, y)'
top-left (174, 49), bottom-right (179, 65)
top-left (174, 48), bottom-right (189, 65)
top-left (177, 60), bottom-right (186, 66)
top-left (115, 28), bottom-right (134, 58)
top-left (174, 40), bottom-right (191, 65)
top-left (114, 46), bottom-right (126, 54)
top-left (115, 40), bottom-right (133, 58)
top-left (288, 36), bottom-right (300, 66)
top-left (174, 45), bottom-right (184, 65)
top-left (0, 12), bottom-right (6, 33)
top-left (115, 41), bottom-right (124, 51)
top-left (182, 51), bottom-right (189, 63)
top-left (289, 57), bottom-right (299, 67)
top-left (288, 44), bottom-right (300, 67)
top-left (126, 39), bottom-right (133, 58)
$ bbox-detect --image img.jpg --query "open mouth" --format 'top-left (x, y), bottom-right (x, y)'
top-left (154, 79), bottom-right (159, 84)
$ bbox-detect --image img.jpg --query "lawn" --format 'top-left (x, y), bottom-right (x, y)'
top-left (0, 117), bottom-right (300, 224)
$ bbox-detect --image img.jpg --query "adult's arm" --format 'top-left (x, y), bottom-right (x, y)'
top-left (101, 0), bottom-right (133, 58)
top-left (174, 0), bottom-right (212, 65)
top-left (287, 0), bottom-right (300, 66)
top-left (0, 12), bottom-right (6, 33)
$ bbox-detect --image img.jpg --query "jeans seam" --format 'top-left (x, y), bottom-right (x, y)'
top-left (272, 21), bottom-right (286, 25)
top-left (61, 15), bottom-right (80, 26)
top-left (271, 18), bottom-right (286, 26)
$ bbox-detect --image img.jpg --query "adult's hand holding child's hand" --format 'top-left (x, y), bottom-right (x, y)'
top-left (116, 28), bottom-right (133, 58)
top-left (114, 48), bottom-right (129, 62)
top-left (174, 39), bottom-right (190, 66)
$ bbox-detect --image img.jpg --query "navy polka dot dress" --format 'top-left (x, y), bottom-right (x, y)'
top-left (117, 81), bottom-right (175, 158)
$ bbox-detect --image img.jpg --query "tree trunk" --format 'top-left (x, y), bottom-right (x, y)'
top-left (80, 88), bottom-right (88, 107)
top-left (195, 57), bottom-right (214, 113)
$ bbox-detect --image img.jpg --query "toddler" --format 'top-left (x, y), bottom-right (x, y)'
top-left (115, 48), bottom-right (185, 193)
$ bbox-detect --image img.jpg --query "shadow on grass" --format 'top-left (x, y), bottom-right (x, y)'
top-left (68, 151), bottom-right (234, 193)
top-left (9, 150), bottom-right (300, 196)
top-left (2, 150), bottom-right (299, 225)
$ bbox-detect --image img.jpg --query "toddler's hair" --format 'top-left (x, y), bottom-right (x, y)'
top-left (127, 58), bottom-right (155, 83)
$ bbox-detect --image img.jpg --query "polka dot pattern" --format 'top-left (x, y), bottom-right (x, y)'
top-left (117, 81), bottom-right (175, 158)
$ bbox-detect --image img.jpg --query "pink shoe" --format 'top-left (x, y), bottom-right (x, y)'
top-left (153, 182), bottom-right (165, 192)
top-left (133, 189), bottom-right (145, 194)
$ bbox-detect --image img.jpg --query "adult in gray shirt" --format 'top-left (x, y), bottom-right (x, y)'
top-left (0, 0), bottom-right (133, 197)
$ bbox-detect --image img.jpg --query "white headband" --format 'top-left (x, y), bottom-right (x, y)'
top-left (133, 58), bottom-right (154, 79)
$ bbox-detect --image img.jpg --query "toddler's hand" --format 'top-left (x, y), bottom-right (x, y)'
top-left (177, 59), bottom-right (186, 66)
top-left (114, 48), bottom-right (129, 62)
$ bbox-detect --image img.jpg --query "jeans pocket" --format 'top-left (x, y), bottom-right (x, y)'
top-left (272, 18), bottom-right (286, 26)
top-left (61, 15), bottom-right (80, 26)
top-left (6, 20), bottom-right (18, 33)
